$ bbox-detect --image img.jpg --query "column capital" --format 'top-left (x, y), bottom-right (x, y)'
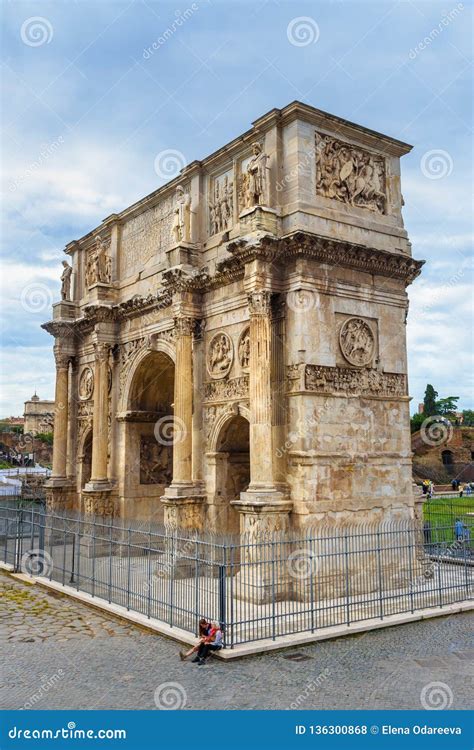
top-left (174, 315), bottom-right (195, 337)
top-left (93, 341), bottom-right (111, 363)
top-left (53, 346), bottom-right (72, 370)
top-left (248, 289), bottom-right (272, 316)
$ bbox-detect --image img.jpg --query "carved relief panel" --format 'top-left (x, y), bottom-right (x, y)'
top-left (79, 367), bottom-right (94, 400)
top-left (207, 332), bottom-right (233, 379)
top-left (316, 133), bottom-right (386, 214)
top-left (238, 327), bottom-right (250, 372)
top-left (209, 168), bottom-right (234, 235)
top-left (336, 315), bottom-right (378, 369)
top-left (139, 436), bottom-right (172, 485)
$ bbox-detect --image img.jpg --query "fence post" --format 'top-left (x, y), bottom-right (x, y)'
top-left (69, 533), bottom-right (76, 585)
top-left (377, 530), bottom-right (384, 620)
top-left (229, 543), bottom-right (234, 649)
top-left (14, 507), bottom-right (23, 572)
top-left (344, 533), bottom-right (350, 626)
top-left (218, 560), bottom-right (226, 640)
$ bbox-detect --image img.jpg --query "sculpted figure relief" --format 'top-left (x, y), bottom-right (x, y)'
top-left (79, 367), bottom-right (94, 400)
top-left (172, 185), bottom-right (191, 243)
top-left (238, 327), bottom-right (250, 370)
top-left (316, 134), bottom-right (386, 214)
top-left (240, 142), bottom-right (269, 209)
top-left (209, 172), bottom-right (233, 235)
top-left (60, 261), bottom-right (72, 301)
top-left (86, 236), bottom-right (111, 287)
top-left (339, 317), bottom-right (375, 367)
top-left (207, 332), bottom-right (233, 379)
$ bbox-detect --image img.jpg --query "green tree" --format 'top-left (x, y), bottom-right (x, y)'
top-left (410, 412), bottom-right (425, 433)
top-left (423, 384), bottom-right (438, 416)
top-left (36, 432), bottom-right (53, 446)
top-left (462, 409), bottom-right (474, 426)
top-left (435, 396), bottom-right (459, 417)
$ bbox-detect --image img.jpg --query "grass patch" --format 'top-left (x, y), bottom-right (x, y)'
top-left (423, 495), bottom-right (474, 543)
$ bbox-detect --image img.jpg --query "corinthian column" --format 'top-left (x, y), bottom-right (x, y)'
top-left (51, 345), bottom-right (70, 479)
top-left (89, 342), bottom-right (110, 484)
top-left (247, 290), bottom-right (274, 489)
top-left (171, 316), bottom-right (194, 486)
top-left (162, 314), bottom-right (204, 532)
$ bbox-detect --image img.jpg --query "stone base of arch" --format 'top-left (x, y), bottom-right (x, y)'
top-left (231, 494), bottom-right (293, 604)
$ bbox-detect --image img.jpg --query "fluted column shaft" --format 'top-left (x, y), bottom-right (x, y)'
top-left (51, 347), bottom-right (70, 479)
top-left (248, 290), bottom-right (274, 488)
top-left (172, 317), bottom-right (194, 485)
top-left (90, 343), bottom-right (110, 482)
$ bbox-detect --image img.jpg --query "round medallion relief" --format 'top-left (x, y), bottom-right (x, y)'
top-left (339, 317), bottom-right (375, 367)
top-left (79, 366), bottom-right (94, 400)
top-left (207, 332), bottom-right (233, 379)
top-left (238, 327), bottom-right (250, 371)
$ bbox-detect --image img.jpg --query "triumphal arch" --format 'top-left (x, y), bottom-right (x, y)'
top-left (43, 102), bottom-right (423, 538)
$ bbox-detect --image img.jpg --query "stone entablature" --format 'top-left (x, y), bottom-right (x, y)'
top-left (43, 101), bottom-right (422, 553)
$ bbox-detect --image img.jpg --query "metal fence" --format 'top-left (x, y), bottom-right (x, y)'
top-left (1, 503), bottom-right (472, 648)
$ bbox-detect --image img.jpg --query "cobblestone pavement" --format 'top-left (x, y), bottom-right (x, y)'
top-left (1, 571), bottom-right (472, 711)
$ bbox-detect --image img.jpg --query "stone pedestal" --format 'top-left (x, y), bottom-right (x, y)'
top-left (86, 283), bottom-right (115, 305)
top-left (232, 495), bottom-right (292, 604)
top-left (165, 243), bottom-right (199, 268)
top-left (52, 300), bottom-right (77, 321)
top-left (239, 205), bottom-right (278, 234)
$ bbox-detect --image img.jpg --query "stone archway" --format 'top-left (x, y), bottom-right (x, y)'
top-left (119, 350), bottom-right (175, 521)
top-left (209, 414), bottom-right (250, 535)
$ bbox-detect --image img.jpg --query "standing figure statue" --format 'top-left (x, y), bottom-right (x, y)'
top-left (60, 261), bottom-right (73, 301)
top-left (172, 185), bottom-right (191, 243)
top-left (245, 142), bottom-right (269, 207)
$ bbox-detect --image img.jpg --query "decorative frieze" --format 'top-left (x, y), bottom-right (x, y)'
top-left (316, 133), bottom-right (386, 214)
top-left (139, 436), bottom-right (172, 485)
top-left (287, 364), bottom-right (406, 398)
top-left (204, 376), bottom-right (249, 402)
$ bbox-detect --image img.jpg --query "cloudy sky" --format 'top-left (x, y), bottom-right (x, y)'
top-left (1, 0), bottom-right (472, 416)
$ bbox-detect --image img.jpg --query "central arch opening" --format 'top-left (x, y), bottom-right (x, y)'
top-left (214, 414), bottom-right (250, 535)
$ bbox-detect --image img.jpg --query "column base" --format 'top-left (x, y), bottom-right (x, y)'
top-left (161, 486), bottom-right (206, 531)
top-left (44, 479), bottom-right (75, 513)
top-left (82, 482), bottom-right (115, 517)
top-left (231, 491), bottom-right (292, 604)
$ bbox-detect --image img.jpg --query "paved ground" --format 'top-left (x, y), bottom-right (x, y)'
top-left (1, 570), bottom-right (472, 711)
